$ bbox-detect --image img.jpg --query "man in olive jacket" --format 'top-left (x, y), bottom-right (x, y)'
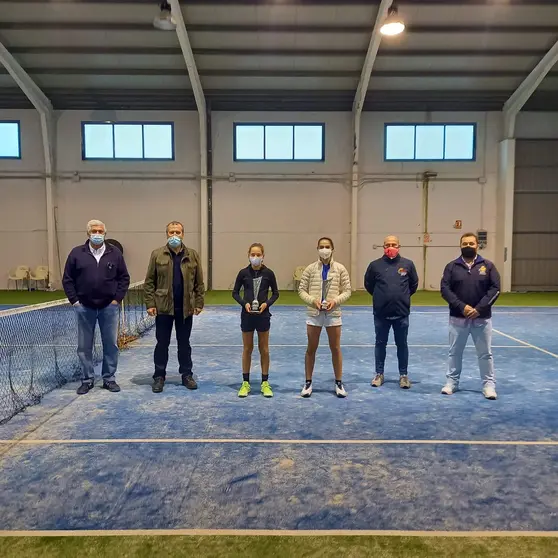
top-left (145, 221), bottom-right (205, 393)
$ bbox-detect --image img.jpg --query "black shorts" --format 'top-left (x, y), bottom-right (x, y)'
top-left (241, 312), bottom-right (271, 333)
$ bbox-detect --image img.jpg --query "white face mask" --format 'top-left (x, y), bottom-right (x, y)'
top-left (318, 248), bottom-right (332, 260)
top-left (250, 256), bottom-right (263, 267)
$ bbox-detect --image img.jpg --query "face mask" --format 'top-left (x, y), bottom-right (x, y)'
top-left (90, 234), bottom-right (105, 246)
top-left (250, 256), bottom-right (263, 267)
top-left (461, 247), bottom-right (477, 259)
top-left (167, 235), bottom-right (182, 248)
top-left (384, 247), bottom-right (399, 259)
top-left (318, 248), bottom-right (332, 260)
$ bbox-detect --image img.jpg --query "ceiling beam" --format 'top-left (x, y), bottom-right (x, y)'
top-left (355, 1), bottom-right (395, 115)
top-left (6, 68), bottom-right (558, 78)
top-left (4, 0), bottom-right (557, 4)
top-left (168, 0), bottom-right (204, 112)
top-left (503, 38), bottom-right (558, 137)
top-left (0, 22), bottom-right (557, 34)
top-left (0, 41), bottom-right (51, 114)
top-left (8, 47), bottom-right (550, 57)
top-left (2, 88), bottom-right (558, 111)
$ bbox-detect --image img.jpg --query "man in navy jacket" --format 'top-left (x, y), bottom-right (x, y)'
top-left (364, 235), bottom-right (419, 389)
top-left (440, 232), bottom-right (500, 400)
top-left (63, 219), bottom-right (130, 395)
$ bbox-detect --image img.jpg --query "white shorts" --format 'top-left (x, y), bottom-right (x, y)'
top-left (306, 312), bottom-right (342, 328)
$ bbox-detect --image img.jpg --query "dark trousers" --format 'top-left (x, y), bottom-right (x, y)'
top-left (153, 310), bottom-right (193, 379)
top-left (374, 316), bottom-right (409, 375)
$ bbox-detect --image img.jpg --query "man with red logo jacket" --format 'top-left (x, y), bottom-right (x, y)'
top-left (364, 235), bottom-right (419, 390)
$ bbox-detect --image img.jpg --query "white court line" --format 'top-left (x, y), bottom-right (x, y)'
top-left (1, 529), bottom-right (558, 538)
top-left (132, 343), bottom-right (528, 349)
top-left (493, 329), bottom-right (558, 359)
top-left (1, 438), bottom-right (557, 446)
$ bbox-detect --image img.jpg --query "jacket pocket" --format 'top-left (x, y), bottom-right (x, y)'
top-left (155, 288), bottom-right (168, 309)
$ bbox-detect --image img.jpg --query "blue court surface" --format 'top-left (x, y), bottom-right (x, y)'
top-left (0, 305), bottom-right (22, 311)
top-left (1, 305), bottom-right (558, 533)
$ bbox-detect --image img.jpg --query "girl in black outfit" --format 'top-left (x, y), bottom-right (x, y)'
top-left (232, 243), bottom-right (279, 398)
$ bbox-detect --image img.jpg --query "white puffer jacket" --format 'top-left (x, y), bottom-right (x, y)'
top-left (298, 259), bottom-right (352, 317)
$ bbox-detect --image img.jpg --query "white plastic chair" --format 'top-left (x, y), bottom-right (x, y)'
top-left (293, 266), bottom-right (307, 292)
top-left (8, 266), bottom-right (30, 290)
top-left (30, 265), bottom-right (49, 290)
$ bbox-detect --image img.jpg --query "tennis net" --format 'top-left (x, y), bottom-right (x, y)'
top-left (0, 281), bottom-right (154, 424)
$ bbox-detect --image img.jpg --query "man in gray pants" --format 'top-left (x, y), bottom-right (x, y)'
top-left (440, 232), bottom-right (500, 400)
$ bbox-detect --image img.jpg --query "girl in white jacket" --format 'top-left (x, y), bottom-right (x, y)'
top-left (298, 237), bottom-right (352, 398)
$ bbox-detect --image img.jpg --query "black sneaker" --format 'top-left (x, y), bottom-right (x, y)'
top-left (152, 377), bottom-right (165, 393)
top-left (102, 380), bottom-right (121, 393)
top-left (76, 382), bottom-right (93, 395)
top-left (182, 374), bottom-right (198, 390)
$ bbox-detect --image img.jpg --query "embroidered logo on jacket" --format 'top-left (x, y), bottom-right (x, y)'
top-left (478, 265), bottom-right (487, 276)
top-left (398, 268), bottom-right (407, 276)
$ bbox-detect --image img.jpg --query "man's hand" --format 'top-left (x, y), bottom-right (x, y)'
top-left (245, 303), bottom-right (252, 313)
top-left (147, 307), bottom-right (157, 316)
top-left (111, 300), bottom-right (119, 306)
top-left (194, 308), bottom-right (203, 316)
top-left (463, 305), bottom-right (479, 318)
top-left (326, 300), bottom-right (336, 311)
top-left (73, 302), bottom-right (81, 307)
top-left (259, 303), bottom-right (268, 313)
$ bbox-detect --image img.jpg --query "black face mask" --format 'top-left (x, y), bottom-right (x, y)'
top-left (461, 247), bottom-right (477, 259)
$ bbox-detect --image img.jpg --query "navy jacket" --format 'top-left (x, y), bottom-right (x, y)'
top-left (232, 265), bottom-right (279, 316)
top-left (364, 255), bottom-right (419, 318)
top-left (440, 255), bottom-right (500, 319)
top-left (63, 241), bottom-right (130, 309)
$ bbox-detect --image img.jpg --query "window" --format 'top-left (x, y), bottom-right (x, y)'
top-left (384, 124), bottom-right (476, 162)
top-left (234, 123), bottom-right (325, 162)
top-left (0, 121), bottom-right (21, 159)
top-left (82, 122), bottom-right (174, 160)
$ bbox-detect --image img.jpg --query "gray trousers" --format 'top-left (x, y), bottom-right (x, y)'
top-left (447, 317), bottom-right (496, 389)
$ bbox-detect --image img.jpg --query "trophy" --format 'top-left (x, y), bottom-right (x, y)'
top-left (321, 279), bottom-right (331, 311)
top-left (252, 276), bottom-right (263, 313)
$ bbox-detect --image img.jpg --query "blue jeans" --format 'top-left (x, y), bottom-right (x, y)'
top-left (374, 316), bottom-right (409, 375)
top-left (447, 317), bottom-right (495, 389)
top-left (76, 303), bottom-right (120, 384)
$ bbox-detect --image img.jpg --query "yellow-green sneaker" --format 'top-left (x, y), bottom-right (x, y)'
top-left (261, 381), bottom-right (274, 398)
top-left (238, 381), bottom-right (251, 398)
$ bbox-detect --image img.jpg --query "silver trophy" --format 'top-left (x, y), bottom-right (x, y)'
top-left (321, 279), bottom-right (332, 311)
top-left (252, 276), bottom-right (263, 313)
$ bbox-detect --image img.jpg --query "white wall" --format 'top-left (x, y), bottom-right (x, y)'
top-left (211, 112), bottom-right (352, 290)
top-left (358, 112), bottom-right (500, 290)
top-left (0, 108), bottom-right (555, 290)
top-left (0, 110), bottom-right (200, 287)
top-left (0, 109), bottom-right (47, 286)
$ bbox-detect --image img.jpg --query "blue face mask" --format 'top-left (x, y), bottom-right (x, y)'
top-left (167, 235), bottom-right (182, 249)
top-left (90, 234), bottom-right (105, 246)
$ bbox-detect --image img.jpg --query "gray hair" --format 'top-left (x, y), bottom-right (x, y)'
top-left (87, 219), bottom-right (106, 234)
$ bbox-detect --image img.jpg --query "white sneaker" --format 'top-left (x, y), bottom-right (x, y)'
top-left (483, 386), bottom-right (497, 400)
top-left (301, 381), bottom-right (313, 398)
top-left (335, 382), bottom-right (347, 398)
top-left (441, 384), bottom-right (456, 395)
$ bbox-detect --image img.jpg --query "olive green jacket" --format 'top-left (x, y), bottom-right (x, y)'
top-left (144, 245), bottom-right (205, 317)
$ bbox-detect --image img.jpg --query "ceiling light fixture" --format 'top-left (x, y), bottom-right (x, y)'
top-left (153, 1), bottom-right (176, 31)
top-left (380, 4), bottom-right (405, 37)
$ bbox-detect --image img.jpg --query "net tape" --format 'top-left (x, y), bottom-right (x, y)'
top-left (0, 282), bottom-right (154, 424)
